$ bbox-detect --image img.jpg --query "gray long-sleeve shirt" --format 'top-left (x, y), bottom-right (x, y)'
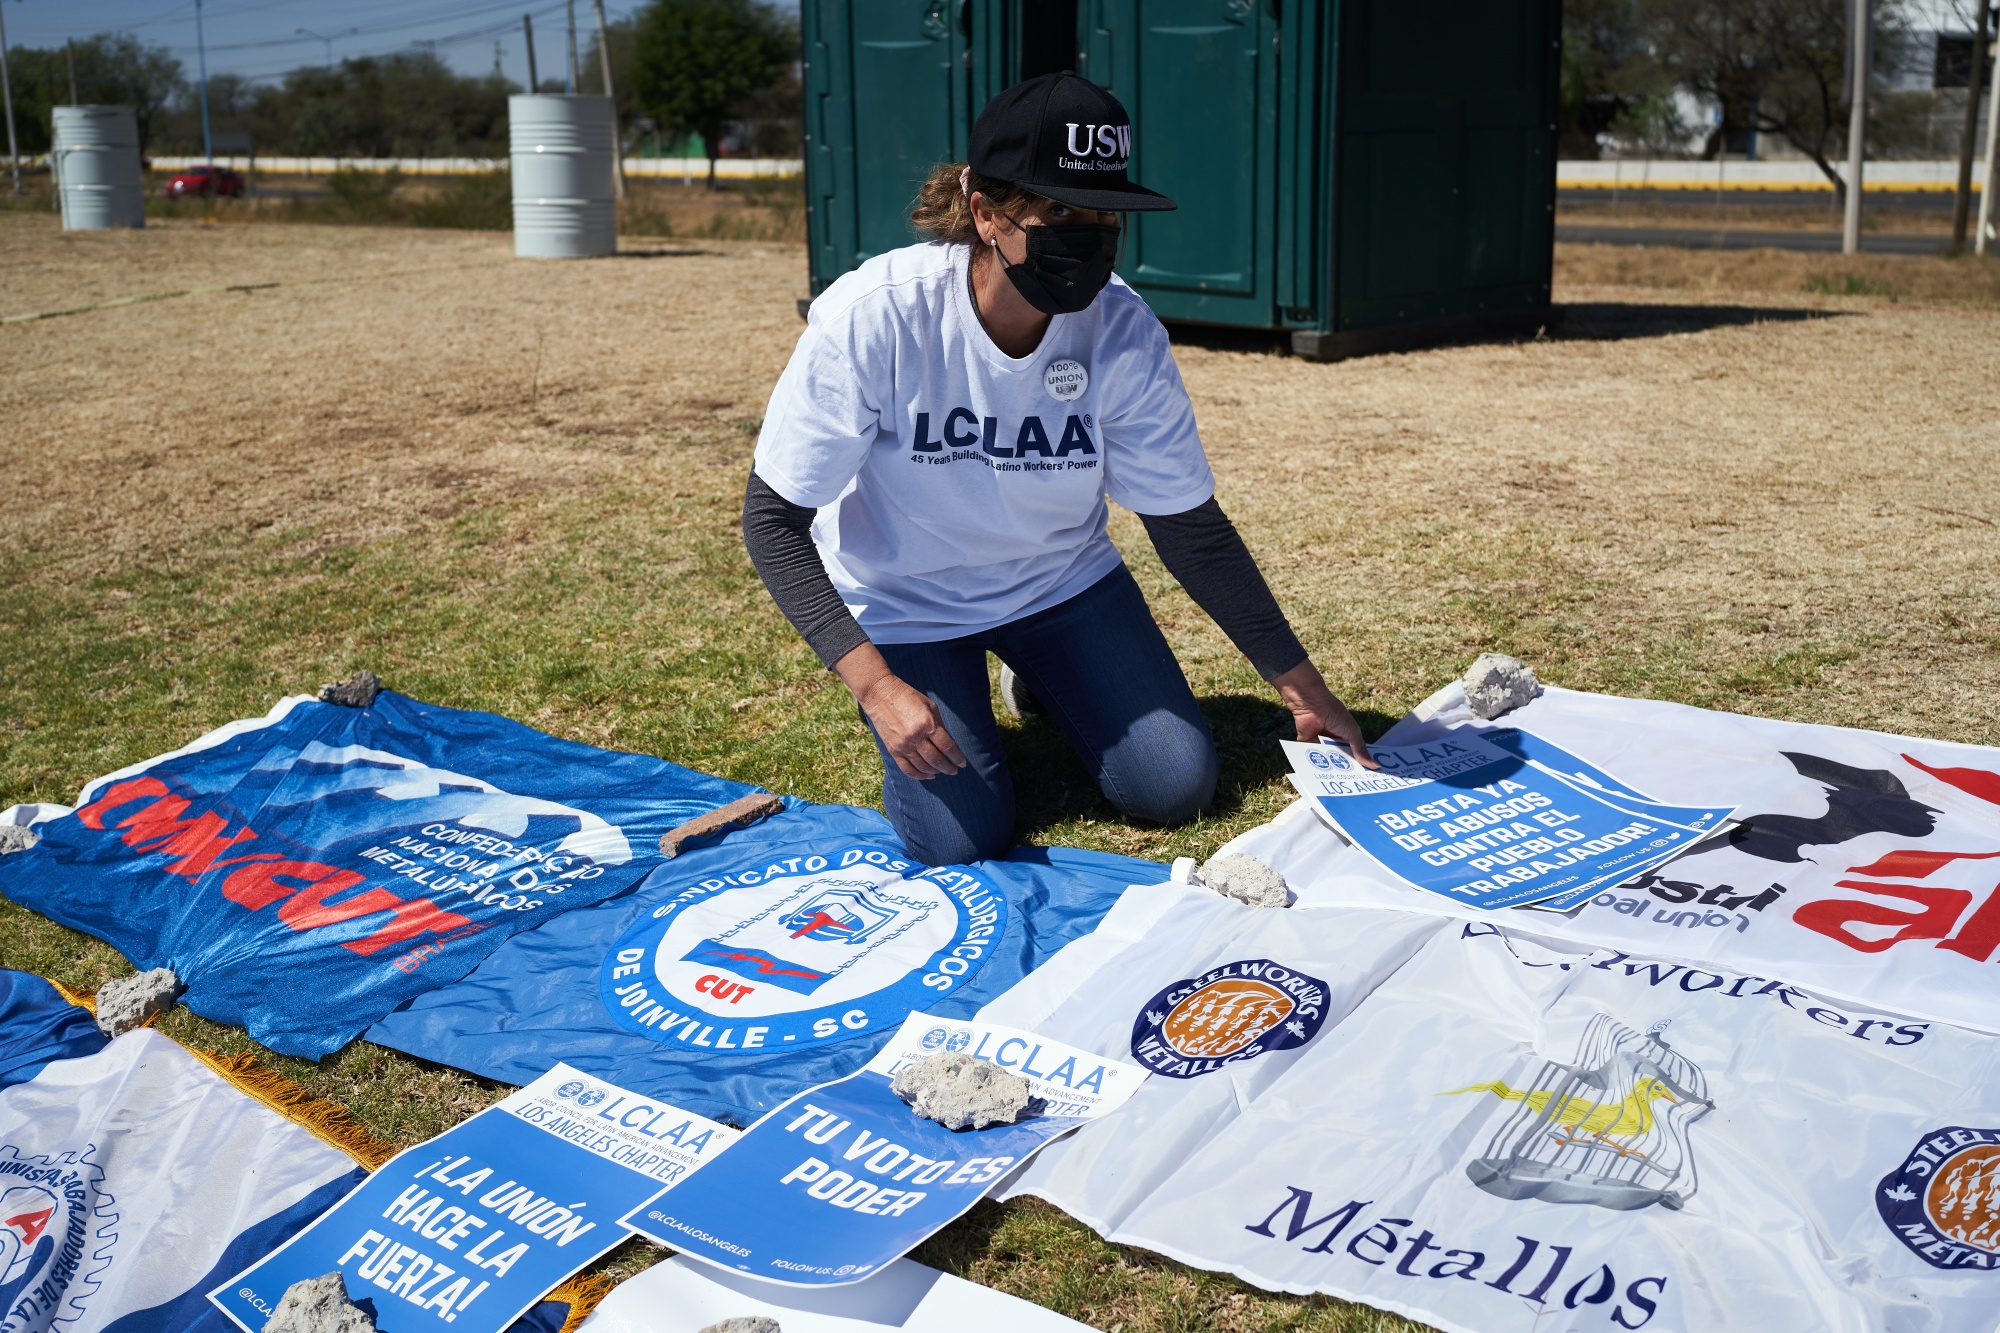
top-left (742, 471), bottom-right (1308, 680)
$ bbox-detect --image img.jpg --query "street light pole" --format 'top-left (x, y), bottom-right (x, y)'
top-left (195, 0), bottom-right (213, 163)
top-left (1979, 31), bottom-right (2000, 255)
top-left (1843, 0), bottom-right (1869, 254)
top-left (1952, 1), bottom-right (1994, 250)
top-left (0, 0), bottom-right (19, 197)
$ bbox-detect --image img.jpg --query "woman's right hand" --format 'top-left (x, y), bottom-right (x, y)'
top-left (835, 644), bottom-right (969, 780)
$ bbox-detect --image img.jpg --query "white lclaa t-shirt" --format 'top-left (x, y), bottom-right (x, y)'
top-left (752, 240), bottom-right (1215, 643)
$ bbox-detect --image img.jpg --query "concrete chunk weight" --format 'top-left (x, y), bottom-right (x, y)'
top-left (96, 968), bottom-right (180, 1037)
top-left (892, 1052), bottom-right (1031, 1130)
top-left (1462, 653), bottom-right (1539, 720)
top-left (262, 1273), bottom-right (375, 1333)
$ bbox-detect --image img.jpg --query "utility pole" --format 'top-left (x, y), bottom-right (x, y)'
top-left (1980, 32), bottom-right (2000, 254)
top-left (65, 38), bottom-right (78, 103)
top-left (299, 29), bottom-right (332, 69)
top-left (297, 28), bottom-right (354, 71)
top-left (195, 0), bottom-right (214, 163)
top-left (566, 0), bottom-right (579, 95)
top-left (0, 0), bottom-right (18, 197)
top-left (523, 14), bottom-right (540, 91)
top-left (494, 40), bottom-right (504, 79)
top-left (592, 0), bottom-right (625, 198)
top-left (1843, 0), bottom-right (1869, 254)
top-left (1953, 1), bottom-right (1995, 251)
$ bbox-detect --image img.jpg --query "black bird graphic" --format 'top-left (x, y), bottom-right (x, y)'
top-left (1689, 752), bottom-right (1938, 863)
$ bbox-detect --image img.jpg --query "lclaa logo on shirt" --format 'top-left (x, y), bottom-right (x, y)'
top-left (910, 409), bottom-right (1098, 460)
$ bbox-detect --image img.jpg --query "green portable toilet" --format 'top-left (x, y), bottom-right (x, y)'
top-left (800, 0), bottom-right (1558, 360)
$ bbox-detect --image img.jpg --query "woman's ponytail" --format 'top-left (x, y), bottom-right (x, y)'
top-left (909, 163), bottom-right (1035, 244)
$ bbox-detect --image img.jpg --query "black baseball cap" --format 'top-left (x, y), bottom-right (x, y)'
top-left (968, 73), bottom-right (1176, 213)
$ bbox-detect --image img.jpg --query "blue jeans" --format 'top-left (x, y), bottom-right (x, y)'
top-left (868, 563), bottom-right (1219, 865)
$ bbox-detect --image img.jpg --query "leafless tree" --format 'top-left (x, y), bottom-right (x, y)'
top-left (1646, 0), bottom-right (1909, 201)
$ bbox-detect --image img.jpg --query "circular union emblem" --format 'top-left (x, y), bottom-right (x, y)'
top-left (921, 1027), bottom-right (949, 1050)
top-left (1878, 1127), bottom-right (2000, 1269)
top-left (556, 1080), bottom-right (586, 1099)
top-left (1129, 959), bottom-right (1329, 1079)
top-left (0, 1147), bottom-right (114, 1327)
top-left (575, 1087), bottom-right (607, 1108)
top-left (599, 845), bottom-right (1006, 1051)
top-left (1307, 748), bottom-right (1337, 770)
top-left (1043, 359), bottom-right (1088, 401)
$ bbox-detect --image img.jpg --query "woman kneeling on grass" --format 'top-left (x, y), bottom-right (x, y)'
top-left (742, 73), bottom-right (1376, 866)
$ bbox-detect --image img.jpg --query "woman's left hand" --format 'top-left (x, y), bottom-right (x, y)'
top-left (1271, 661), bottom-right (1378, 769)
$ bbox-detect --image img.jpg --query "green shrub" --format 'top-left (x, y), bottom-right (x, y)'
top-left (323, 168), bottom-right (406, 222)
top-left (1803, 272), bottom-right (1899, 300)
top-left (413, 172), bottom-right (511, 231)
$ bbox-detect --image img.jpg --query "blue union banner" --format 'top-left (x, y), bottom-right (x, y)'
top-left (0, 692), bottom-right (757, 1058)
top-left (367, 803), bottom-right (1161, 1126)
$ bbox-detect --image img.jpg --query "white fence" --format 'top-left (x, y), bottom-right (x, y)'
top-left (143, 155), bottom-right (803, 179)
top-left (1560, 159), bottom-right (1988, 192)
top-left (63, 153), bottom-right (1994, 192)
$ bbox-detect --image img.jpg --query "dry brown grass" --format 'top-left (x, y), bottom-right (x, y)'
top-left (1553, 239), bottom-right (2000, 307)
top-left (3, 212), bottom-right (1999, 1328)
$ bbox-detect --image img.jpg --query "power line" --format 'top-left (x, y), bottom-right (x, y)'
top-left (17, 0), bottom-right (638, 84)
top-left (152, 0), bottom-right (565, 54)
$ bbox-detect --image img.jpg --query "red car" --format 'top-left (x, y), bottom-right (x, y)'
top-left (164, 164), bottom-right (245, 198)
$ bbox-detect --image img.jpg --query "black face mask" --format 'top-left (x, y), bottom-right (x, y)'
top-left (999, 219), bottom-right (1121, 315)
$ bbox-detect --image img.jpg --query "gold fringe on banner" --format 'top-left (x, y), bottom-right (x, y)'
top-left (545, 1272), bottom-right (618, 1333)
top-left (179, 1046), bottom-right (399, 1170)
top-left (47, 977), bottom-right (99, 1014)
top-left (43, 977), bottom-right (390, 1166)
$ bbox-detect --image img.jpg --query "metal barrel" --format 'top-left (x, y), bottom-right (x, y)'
top-left (52, 106), bottom-right (146, 230)
top-left (509, 94), bottom-right (616, 259)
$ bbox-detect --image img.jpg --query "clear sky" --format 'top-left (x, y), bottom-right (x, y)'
top-left (1, 0), bottom-right (682, 87)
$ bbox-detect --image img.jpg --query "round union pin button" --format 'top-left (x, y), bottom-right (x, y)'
top-left (1044, 359), bottom-right (1088, 401)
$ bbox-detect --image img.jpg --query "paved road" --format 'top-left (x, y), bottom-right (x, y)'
top-left (1557, 186), bottom-right (1962, 213)
top-left (1557, 223), bottom-right (1950, 256)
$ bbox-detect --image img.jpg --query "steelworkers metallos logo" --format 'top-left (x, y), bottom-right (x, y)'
top-left (1877, 1126), bottom-right (2000, 1270)
top-left (599, 846), bottom-right (1006, 1051)
top-left (1129, 959), bottom-right (1329, 1078)
top-left (0, 1145), bottom-right (115, 1333)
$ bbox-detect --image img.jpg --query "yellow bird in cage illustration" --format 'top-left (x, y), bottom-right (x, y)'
top-left (1440, 1075), bottom-right (1682, 1147)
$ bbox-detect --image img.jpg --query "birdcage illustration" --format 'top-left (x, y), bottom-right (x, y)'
top-left (1459, 1016), bottom-right (1714, 1212)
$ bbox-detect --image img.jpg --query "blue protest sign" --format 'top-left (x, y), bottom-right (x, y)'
top-left (212, 1064), bottom-right (737, 1333)
top-left (0, 692), bottom-right (756, 1057)
top-left (620, 1014), bottom-right (1146, 1286)
top-left (366, 804), bottom-right (1161, 1126)
top-left (1283, 734), bottom-right (1735, 910)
